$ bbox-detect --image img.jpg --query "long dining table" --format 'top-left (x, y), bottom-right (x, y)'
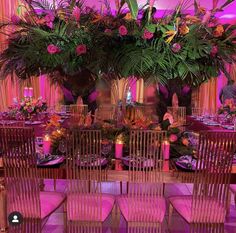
top-left (0, 115), bottom-right (236, 230)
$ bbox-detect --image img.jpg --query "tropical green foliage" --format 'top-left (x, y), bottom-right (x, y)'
top-left (0, 0), bottom-right (236, 88)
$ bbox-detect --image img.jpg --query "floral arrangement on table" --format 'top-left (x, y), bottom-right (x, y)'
top-left (46, 114), bottom-right (67, 154)
top-left (0, 0), bottom-right (235, 95)
top-left (218, 98), bottom-right (236, 116)
top-left (8, 97), bottom-right (47, 119)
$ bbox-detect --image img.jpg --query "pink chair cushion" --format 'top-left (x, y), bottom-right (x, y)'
top-left (230, 185), bottom-right (236, 193)
top-left (67, 194), bottom-right (115, 222)
top-left (40, 191), bottom-right (66, 219)
top-left (169, 195), bottom-right (226, 223)
top-left (117, 195), bottom-right (166, 223)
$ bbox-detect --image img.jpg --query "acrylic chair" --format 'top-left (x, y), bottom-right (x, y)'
top-left (94, 104), bottom-right (116, 122)
top-left (66, 129), bottom-right (115, 233)
top-left (167, 106), bottom-right (186, 125)
top-left (169, 131), bottom-right (236, 233)
top-left (117, 130), bottom-right (167, 233)
top-left (70, 104), bottom-right (88, 125)
top-left (191, 108), bottom-right (205, 117)
top-left (0, 127), bottom-right (66, 233)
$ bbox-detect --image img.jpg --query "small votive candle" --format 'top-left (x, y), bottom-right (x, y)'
top-left (28, 87), bottom-right (33, 98)
top-left (115, 139), bottom-right (123, 159)
top-left (43, 134), bottom-right (51, 155)
top-left (162, 139), bottom-right (170, 160)
top-left (23, 87), bottom-right (29, 98)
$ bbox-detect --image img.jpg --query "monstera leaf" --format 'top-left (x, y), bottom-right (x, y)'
top-left (125, 0), bottom-right (138, 19)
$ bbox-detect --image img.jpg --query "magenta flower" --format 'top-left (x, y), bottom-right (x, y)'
top-left (119, 25), bottom-right (128, 36)
top-left (46, 22), bottom-right (53, 29)
top-left (143, 29), bottom-right (154, 40)
top-left (169, 134), bottom-right (178, 143)
top-left (72, 6), bottom-right (81, 22)
top-left (47, 44), bottom-right (60, 54)
top-left (76, 44), bottom-right (87, 56)
top-left (210, 45), bottom-right (218, 57)
top-left (105, 29), bottom-right (112, 34)
top-left (171, 43), bottom-right (181, 53)
top-left (45, 13), bottom-right (55, 23)
top-left (11, 15), bottom-right (21, 24)
top-left (202, 11), bottom-right (211, 24)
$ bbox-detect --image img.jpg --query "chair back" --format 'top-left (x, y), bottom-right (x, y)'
top-left (70, 105), bottom-right (88, 125)
top-left (127, 130), bottom-right (167, 222)
top-left (66, 129), bottom-right (105, 222)
top-left (167, 107), bottom-right (186, 125)
top-left (191, 131), bottom-right (236, 223)
top-left (94, 104), bottom-right (116, 122)
top-left (0, 127), bottom-right (40, 223)
top-left (191, 108), bottom-right (205, 117)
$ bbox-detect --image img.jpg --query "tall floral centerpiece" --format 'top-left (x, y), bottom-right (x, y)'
top-left (0, 0), bottom-right (235, 96)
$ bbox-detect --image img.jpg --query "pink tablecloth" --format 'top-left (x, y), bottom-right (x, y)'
top-left (186, 116), bottom-right (233, 132)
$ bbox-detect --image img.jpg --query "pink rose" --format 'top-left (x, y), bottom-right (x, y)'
top-left (171, 43), bottom-right (181, 53)
top-left (72, 6), bottom-right (81, 22)
top-left (119, 25), bottom-right (128, 36)
top-left (210, 45), bottom-right (218, 57)
top-left (169, 134), bottom-right (178, 143)
top-left (143, 29), bottom-right (154, 40)
top-left (11, 15), bottom-right (21, 24)
top-left (76, 44), bottom-right (87, 56)
top-left (47, 44), bottom-right (60, 54)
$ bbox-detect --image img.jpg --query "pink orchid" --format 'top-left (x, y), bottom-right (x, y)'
top-left (143, 29), bottom-right (154, 40)
top-left (76, 44), bottom-right (87, 56)
top-left (72, 6), bottom-right (81, 22)
top-left (47, 44), bottom-right (60, 54)
top-left (119, 25), bottom-right (128, 36)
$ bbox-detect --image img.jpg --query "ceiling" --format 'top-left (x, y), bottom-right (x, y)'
top-left (83, 0), bottom-right (236, 19)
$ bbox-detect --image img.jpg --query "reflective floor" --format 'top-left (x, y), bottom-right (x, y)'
top-left (42, 180), bottom-right (236, 233)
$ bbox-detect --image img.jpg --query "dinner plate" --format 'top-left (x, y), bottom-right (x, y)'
top-left (203, 121), bottom-right (219, 126)
top-left (77, 157), bottom-right (108, 167)
top-left (175, 155), bottom-right (197, 172)
top-left (222, 125), bottom-right (234, 130)
top-left (37, 155), bottom-right (65, 166)
top-left (122, 156), bottom-right (155, 168)
top-left (25, 121), bottom-right (42, 125)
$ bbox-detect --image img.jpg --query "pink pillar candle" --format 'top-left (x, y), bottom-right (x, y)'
top-left (23, 87), bottom-right (29, 98)
top-left (28, 87), bottom-right (33, 98)
top-left (43, 135), bottom-right (51, 155)
top-left (115, 141), bottom-right (123, 159)
top-left (162, 140), bottom-right (170, 160)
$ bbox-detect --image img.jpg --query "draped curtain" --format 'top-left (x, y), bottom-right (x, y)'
top-left (0, 0), bottom-right (63, 111)
top-left (195, 63), bottom-right (236, 112)
top-left (111, 78), bottom-right (144, 104)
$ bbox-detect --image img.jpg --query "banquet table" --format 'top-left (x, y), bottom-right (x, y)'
top-left (186, 115), bottom-right (234, 132)
top-left (1, 117), bottom-right (236, 231)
